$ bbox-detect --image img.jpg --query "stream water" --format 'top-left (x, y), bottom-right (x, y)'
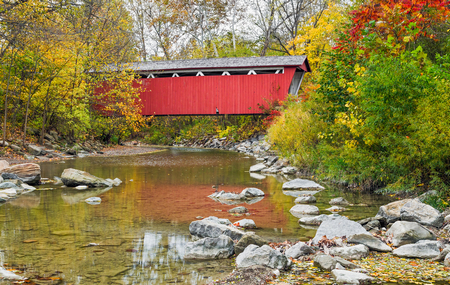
top-left (0, 147), bottom-right (393, 284)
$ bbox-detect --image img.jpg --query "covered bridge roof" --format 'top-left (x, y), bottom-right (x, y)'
top-left (121, 55), bottom-right (310, 72)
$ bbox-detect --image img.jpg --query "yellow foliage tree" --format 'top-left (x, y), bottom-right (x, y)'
top-left (288, 2), bottom-right (347, 80)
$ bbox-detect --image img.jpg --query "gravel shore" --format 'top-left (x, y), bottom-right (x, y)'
top-left (0, 145), bottom-right (162, 165)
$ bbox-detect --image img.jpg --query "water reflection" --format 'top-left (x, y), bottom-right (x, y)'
top-left (0, 148), bottom-right (393, 284)
top-left (61, 187), bottom-right (112, 204)
top-left (9, 192), bottom-right (40, 208)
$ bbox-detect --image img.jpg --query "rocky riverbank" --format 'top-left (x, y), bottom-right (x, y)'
top-left (0, 132), bottom-right (160, 165)
top-left (186, 183), bottom-right (450, 285)
top-left (172, 135), bottom-right (450, 284)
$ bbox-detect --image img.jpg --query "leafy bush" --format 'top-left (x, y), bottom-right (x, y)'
top-left (268, 0), bottom-right (450, 194)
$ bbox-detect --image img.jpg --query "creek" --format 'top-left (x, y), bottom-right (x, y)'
top-left (0, 147), bottom-right (393, 284)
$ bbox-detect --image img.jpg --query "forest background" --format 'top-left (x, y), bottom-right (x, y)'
top-left (1, 0), bottom-right (450, 200)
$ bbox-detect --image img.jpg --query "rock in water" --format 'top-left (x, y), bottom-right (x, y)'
top-left (249, 163), bottom-right (267, 172)
top-left (85, 197), bottom-right (101, 205)
top-left (76, 185), bottom-right (88, 190)
top-left (184, 235), bottom-right (234, 259)
top-left (236, 244), bottom-right (289, 270)
top-left (0, 267), bottom-right (23, 280)
top-left (61, 168), bottom-right (112, 187)
top-left (299, 214), bottom-right (331, 225)
top-left (400, 198), bottom-right (444, 228)
top-left (312, 216), bottom-right (368, 244)
top-left (376, 199), bottom-right (412, 224)
top-left (289, 205), bottom-right (320, 217)
top-left (332, 269), bottom-right (375, 285)
top-left (282, 178), bottom-right (324, 190)
top-left (329, 197), bottom-right (350, 206)
top-left (202, 216), bottom-right (232, 225)
top-left (234, 233), bottom-right (269, 255)
top-left (295, 195), bottom-right (317, 204)
top-left (285, 242), bottom-right (315, 259)
top-left (228, 206), bottom-right (248, 213)
top-left (189, 219), bottom-right (245, 241)
top-left (1, 163), bottom-right (41, 185)
top-left (240, 188), bottom-right (265, 197)
top-left (392, 241), bottom-right (440, 259)
top-left (326, 206), bottom-right (347, 213)
top-left (234, 219), bottom-right (256, 229)
top-left (386, 221), bottom-right (435, 246)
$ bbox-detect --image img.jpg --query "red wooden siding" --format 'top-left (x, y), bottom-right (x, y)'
top-left (139, 67), bottom-right (297, 115)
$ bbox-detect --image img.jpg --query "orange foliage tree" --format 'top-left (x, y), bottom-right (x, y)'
top-left (336, 0), bottom-right (450, 54)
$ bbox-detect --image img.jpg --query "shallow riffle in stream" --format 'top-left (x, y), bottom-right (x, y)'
top-left (0, 147), bottom-right (393, 284)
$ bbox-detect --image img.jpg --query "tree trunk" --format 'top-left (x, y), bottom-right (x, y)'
top-left (2, 52), bottom-right (14, 146)
top-left (40, 79), bottom-right (54, 145)
top-left (22, 60), bottom-right (39, 147)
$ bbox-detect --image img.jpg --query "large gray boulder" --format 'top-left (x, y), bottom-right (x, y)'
top-left (1, 163), bottom-right (41, 185)
top-left (392, 241), bottom-right (440, 259)
top-left (386, 221), bottom-right (435, 247)
top-left (61, 168), bottom-right (111, 187)
top-left (329, 245), bottom-right (369, 260)
top-left (189, 219), bottom-right (245, 241)
top-left (312, 216), bottom-right (368, 244)
top-left (332, 269), bottom-right (375, 285)
top-left (285, 242), bottom-right (315, 259)
top-left (183, 235), bottom-right (234, 259)
top-left (400, 198), bottom-right (444, 228)
top-left (289, 205), bottom-right (319, 217)
top-left (0, 160), bottom-right (9, 172)
top-left (234, 233), bottom-right (269, 255)
top-left (236, 244), bottom-right (289, 270)
top-left (348, 233), bottom-right (392, 252)
top-left (376, 199), bottom-right (412, 224)
top-left (314, 254), bottom-right (360, 271)
top-left (314, 254), bottom-right (337, 271)
top-left (282, 179), bottom-right (324, 190)
top-left (445, 252), bottom-right (450, 267)
top-left (26, 144), bottom-right (43, 156)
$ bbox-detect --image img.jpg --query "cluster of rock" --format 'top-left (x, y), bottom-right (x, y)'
top-left (204, 169), bottom-right (450, 284)
top-left (0, 160), bottom-right (121, 207)
top-left (0, 130), bottom-right (105, 161)
top-left (173, 135), bottom-right (267, 153)
top-left (0, 160), bottom-right (39, 203)
top-left (186, 217), bottom-right (290, 271)
top-left (174, 135), bottom-right (305, 178)
top-left (208, 187), bottom-right (265, 205)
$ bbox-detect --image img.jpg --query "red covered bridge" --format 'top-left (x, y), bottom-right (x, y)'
top-left (119, 56), bottom-right (310, 115)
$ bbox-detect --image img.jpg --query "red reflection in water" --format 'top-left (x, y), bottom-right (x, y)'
top-left (135, 183), bottom-right (289, 229)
